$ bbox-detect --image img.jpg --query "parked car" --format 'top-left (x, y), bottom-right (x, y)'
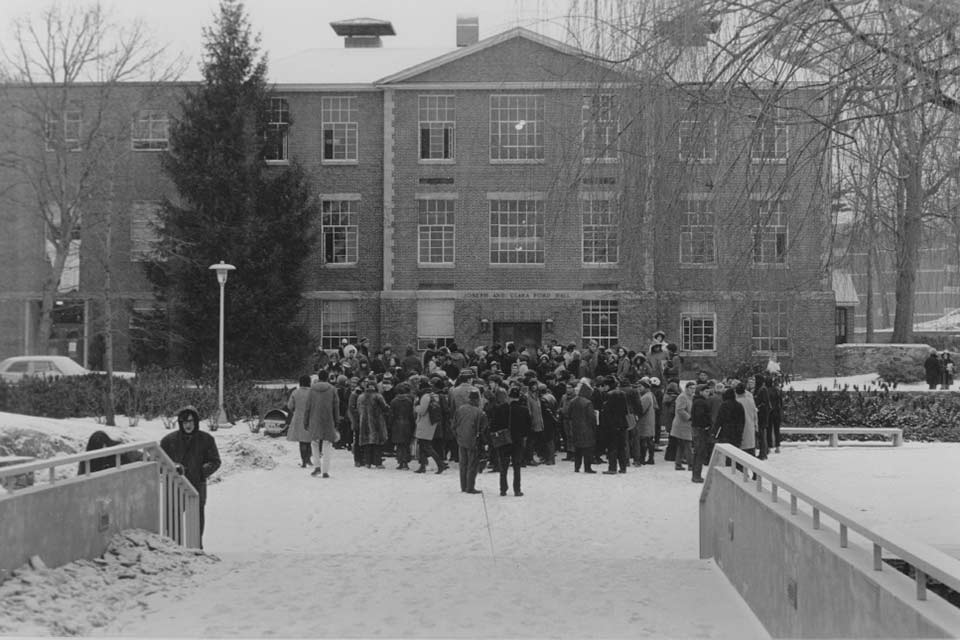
top-left (0, 356), bottom-right (135, 382)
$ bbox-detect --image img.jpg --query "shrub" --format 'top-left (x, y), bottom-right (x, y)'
top-left (876, 360), bottom-right (924, 385)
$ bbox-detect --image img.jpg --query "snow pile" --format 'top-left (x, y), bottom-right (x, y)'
top-left (212, 436), bottom-right (281, 481)
top-left (0, 529), bottom-right (218, 636)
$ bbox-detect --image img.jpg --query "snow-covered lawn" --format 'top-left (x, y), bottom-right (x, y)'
top-left (0, 389), bottom-right (957, 637)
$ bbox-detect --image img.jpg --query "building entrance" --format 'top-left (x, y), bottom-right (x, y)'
top-left (493, 322), bottom-right (542, 351)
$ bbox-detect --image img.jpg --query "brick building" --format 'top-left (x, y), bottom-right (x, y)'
top-left (0, 19), bottom-right (838, 377)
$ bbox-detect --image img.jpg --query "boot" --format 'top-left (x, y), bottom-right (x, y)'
top-left (414, 465), bottom-right (426, 474)
top-left (310, 467), bottom-right (322, 477)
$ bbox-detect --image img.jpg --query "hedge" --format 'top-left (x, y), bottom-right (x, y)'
top-left (782, 389), bottom-right (960, 442)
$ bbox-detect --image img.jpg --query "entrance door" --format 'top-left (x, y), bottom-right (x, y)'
top-left (493, 322), bottom-right (542, 351)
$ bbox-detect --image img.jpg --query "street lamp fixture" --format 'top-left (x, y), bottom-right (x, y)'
top-left (209, 261), bottom-right (236, 431)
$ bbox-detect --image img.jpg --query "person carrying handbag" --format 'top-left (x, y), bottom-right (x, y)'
top-left (489, 386), bottom-right (531, 496)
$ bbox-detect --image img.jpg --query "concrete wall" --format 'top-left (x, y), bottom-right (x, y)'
top-left (700, 468), bottom-right (960, 638)
top-left (0, 462), bottom-right (160, 579)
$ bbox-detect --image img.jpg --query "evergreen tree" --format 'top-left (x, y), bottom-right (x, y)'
top-left (143, 0), bottom-right (316, 377)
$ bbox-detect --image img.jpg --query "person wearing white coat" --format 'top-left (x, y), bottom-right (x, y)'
top-left (735, 381), bottom-right (758, 456)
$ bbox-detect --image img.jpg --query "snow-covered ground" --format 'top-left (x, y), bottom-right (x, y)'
top-left (0, 376), bottom-right (957, 637)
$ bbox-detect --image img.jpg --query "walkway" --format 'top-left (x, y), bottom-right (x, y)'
top-left (105, 447), bottom-right (769, 638)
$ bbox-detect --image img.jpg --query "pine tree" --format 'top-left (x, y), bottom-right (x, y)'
top-left (143, 0), bottom-right (316, 377)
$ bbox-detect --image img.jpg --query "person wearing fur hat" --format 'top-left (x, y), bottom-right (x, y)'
top-left (160, 406), bottom-right (221, 548)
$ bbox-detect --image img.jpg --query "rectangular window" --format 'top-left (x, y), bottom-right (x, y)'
top-left (45, 109), bottom-right (82, 151)
top-left (678, 116), bottom-right (717, 162)
top-left (417, 299), bottom-right (455, 351)
top-left (320, 300), bottom-right (357, 351)
top-left (322, 96), bottom-right (358, 162)
top-left (582, 300), bottom-right (618, 348)
top-left (581, 197), bottom-right (618, 264)
top-left (679, 198), bottom-right (716, 264)
top-left (681, 312), bottom-right (716, 352)
top-left (264, 98), bottom-right (289, 162)
top-left (419, 95), bottom-right (455, 160)
top-left (489, 198), bottom-right (544, 264)
top-left (752, 106), bottom-right (788, 161)
top-left (132, 110), bottom-right (169, 150)
top-left (752, 200), bottom-right (788, 264)
top-left (321, 199), bottom-right (358, 265)
top-left (836, 307), bottom-right (848, 344)
top-left (130, 201), bottom-right (162, 261)
top-left (581, 94), bottom-right (619, 161)
top-left (418, 199), bottom-right (455, 265)
top-left (752, 301), bottom-right (789, 353)
top-left (489, 94), bottom-right (544, 162)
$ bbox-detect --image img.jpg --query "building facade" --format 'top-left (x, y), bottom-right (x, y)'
top-left (0, 21), bottom-right (838, 377)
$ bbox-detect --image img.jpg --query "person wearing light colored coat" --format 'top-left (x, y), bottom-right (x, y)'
top-left (286, 375), bottom-right (314, 468)
top-left (735, 381), bottom-right (758, 456)
top-left (671, 382), bottom-right (695, 471)
top-left (302, 377), bottom-right (341, 478)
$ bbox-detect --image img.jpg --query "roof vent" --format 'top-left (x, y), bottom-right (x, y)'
top-left (456, 15), bottom-right (479, 47)
top-left (330, 18), bottom-right (396, 48)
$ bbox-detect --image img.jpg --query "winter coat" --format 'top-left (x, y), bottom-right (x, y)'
top-left (736, 392), bottom-right (758, 450)
top-left (636, 389), bottom-right (657, 438)
top-left (715, 398), bottom-right (746, 447)
top-left (389, 393), bottom-right (416, 444)
top-left (527, 393), bottom-right (545, 433)
top-left (489, 399), bottom-right (532, 446)
top-left (303, 381), bottom-right (341, 443)
top-left (565, 385), bottom-right (597, 449)
top-left (671, 390), bottom-right (693, 441)
top-left (601, 387), bottom-right (629, 435)
top-left (453, 403), bottom-right (488, 449)
top-left (285, 387), bottom-right (313, 443)
top-left (691, 394), bottom-right (712, 433)
top-left (924, 353), bottom-right (942, 387)
top-left (160, 406), bottom-right (221, 491)
top-left (414, 392), bottom-right (439, 440)
top-left (661, 383), bottom-right (680, 428)
top-left (358, 391), bottom-right (390, 445)
top-left (753, 384), bottom-right (770, 429)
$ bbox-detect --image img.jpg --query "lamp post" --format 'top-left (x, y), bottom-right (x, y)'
top-left (209, 261), bottom-right (235, 430)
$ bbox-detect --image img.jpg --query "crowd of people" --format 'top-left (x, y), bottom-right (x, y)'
top-left (285, 331), bottom-right (786, 494)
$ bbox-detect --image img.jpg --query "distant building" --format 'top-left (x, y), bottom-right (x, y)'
top-left (0, 17), bottom-right (838, 376)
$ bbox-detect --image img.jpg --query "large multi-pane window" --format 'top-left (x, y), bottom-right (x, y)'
top-left (752, 301), bottom-right (789, 353)
top-left (752, 200), bottom-right (788, 264)
top-left (321, 199), bottom-right (358, 264)
top-left (322, 96), bottom-right (357, 161)
top-left (417, 299), bottom-right (455, 351)
top-left (264, 98), bottom-right (289, 162)
top-left (581, 94), bottom-right (619, 161)
top-left (130, 202), bottom-right (162, 261)
top-left (678, 115), bottom-right (717, 162)
top-left (582, 300), bottom-right (618, 348)
top-left (680, 198), bottom-right (716, 264)
top-left (132, 110), bottom-right (169, 150)
top-left (489, 198), bottom-right (544, 264)
top-left (417, 198), bottom-right (455, 265)
top-left (681, 311), bottom-right (716, 352)
top-left (581, 197), bottom-right (618, 264)
top-left (489, 95), bottom-right (544, 161)
top-left (320, 300), bottom-right (357, 351)
top-left (752, 106), bottom-right (788, 161)
top-left (419, 95), bottom-right (455, 160)
top-left (45, 109), bottom-right (82, 151)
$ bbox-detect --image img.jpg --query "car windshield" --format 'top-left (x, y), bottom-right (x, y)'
top-left (50, 359), bottom-right (88, 375)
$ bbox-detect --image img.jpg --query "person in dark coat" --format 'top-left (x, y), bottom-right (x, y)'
top-left (286, 375), bottom-right (314, 468)
top-left (77, 430), bottom-right (140, 475)
top-left (753, 374), bottom-right (771, 460)
top-left (924, 350), bottom-right (942, 390)
top-left (600, 377), bottom-right (630, 474)
top-left (766, 377), bottom-right (783, 453)
top-left (389, 382), bottom-right (416, 469)
top-left (565, 381), bottom-right (597, 473)
top-left (489, 387), bottom-right (531, 496)
top-left (715, 389), bottom-right (746, 451)
top-left (690, 386), bottom-right (713, 483)
top-left (160, 406), bottom-right (221, 548)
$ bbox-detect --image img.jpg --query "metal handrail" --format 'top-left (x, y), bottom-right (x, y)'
top-left (702, 443), bottom-right (960, 603)
top-left (0, 441), bottom-right (200, 548)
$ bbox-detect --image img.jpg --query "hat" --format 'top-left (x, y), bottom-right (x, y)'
top-left (649, 376), bottom-right (661, 387)
top-left (653, 330), bottom-right (666, 340)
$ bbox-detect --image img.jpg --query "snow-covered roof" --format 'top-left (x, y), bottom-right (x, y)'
top-left (268, 47), bottom-right (454, 86)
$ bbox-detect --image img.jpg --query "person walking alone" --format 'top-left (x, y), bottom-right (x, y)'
top-left (302, 373), bottom-right (341, 478)
top-left (286, 375), bottom-right (314, 468)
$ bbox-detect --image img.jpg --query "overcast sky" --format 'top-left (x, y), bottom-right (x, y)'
top-left (0, 0), bottom-right (574, 77)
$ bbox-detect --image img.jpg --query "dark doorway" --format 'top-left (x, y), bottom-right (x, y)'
top-left (493, 322), bottom-right (542, 351)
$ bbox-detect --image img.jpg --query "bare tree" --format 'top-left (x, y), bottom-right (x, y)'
top-left (0, 1), bottom-right (183, 363)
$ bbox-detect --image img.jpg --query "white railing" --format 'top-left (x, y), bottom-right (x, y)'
top-left (0, 442), bottom-right (200, 548)
top-left (702, 443), bottom-right (960, 603)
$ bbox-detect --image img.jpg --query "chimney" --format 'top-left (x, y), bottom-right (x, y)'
top-left (330, 18), bottom-right (396, 48)
top-left (456, 15), bottom-right (479, 47)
